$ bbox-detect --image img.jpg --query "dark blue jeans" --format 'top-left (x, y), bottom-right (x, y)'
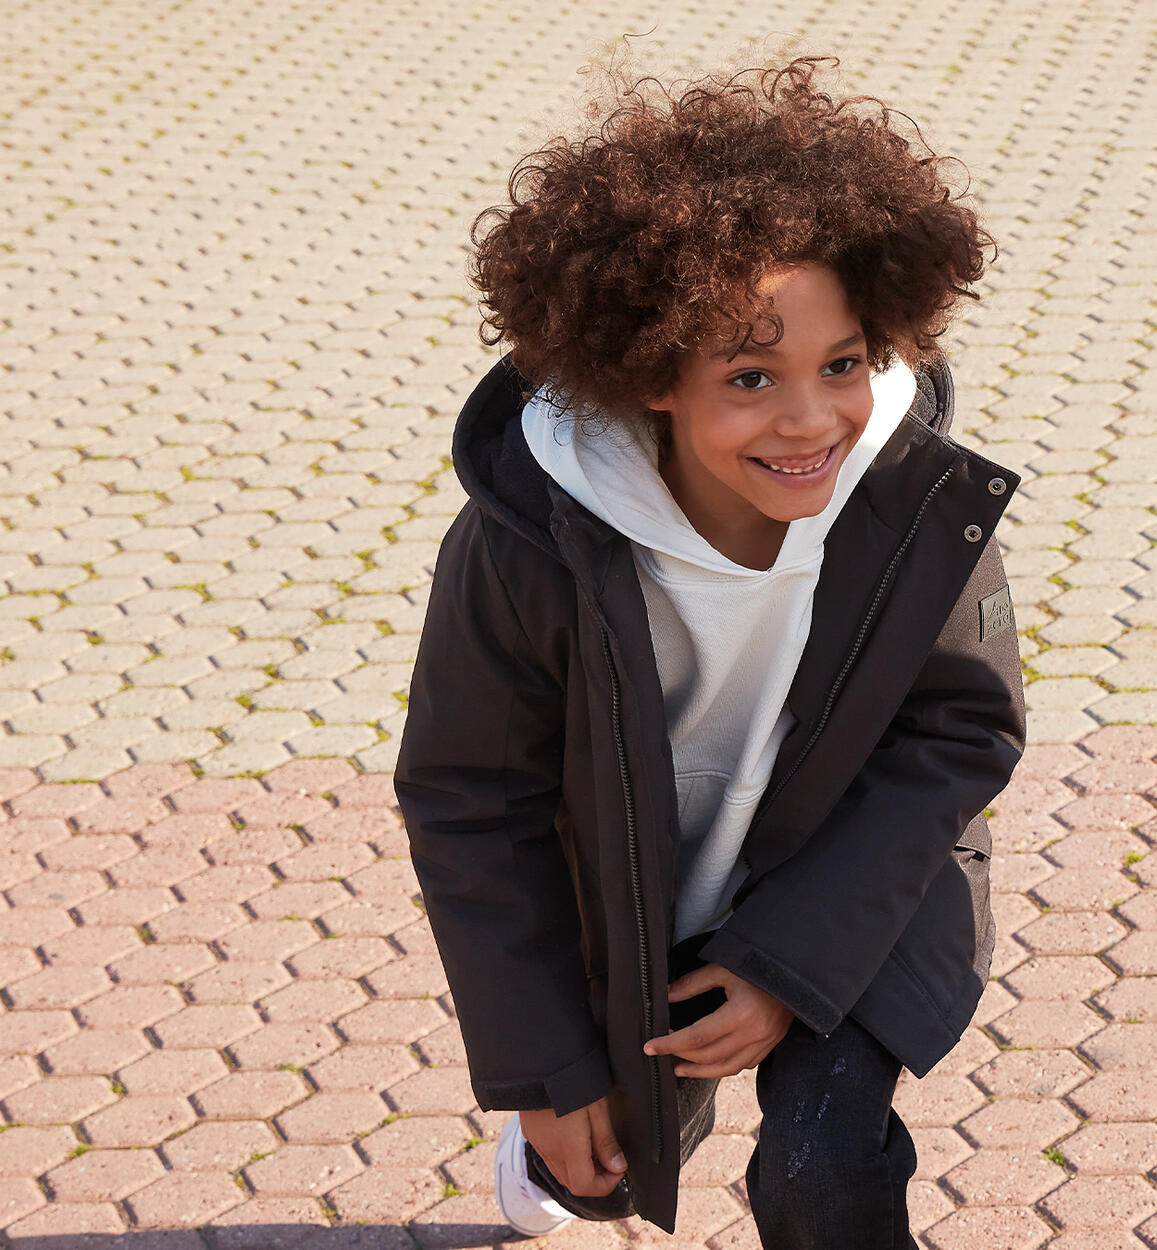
top-left (526, 1013), bottom-right (918, 1248)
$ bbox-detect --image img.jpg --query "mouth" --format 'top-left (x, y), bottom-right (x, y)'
top-left (748, 446), bottom-right (836, 478)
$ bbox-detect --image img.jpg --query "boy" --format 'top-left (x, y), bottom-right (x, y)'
top-left (395, 55), bottom-right (1024, 1246)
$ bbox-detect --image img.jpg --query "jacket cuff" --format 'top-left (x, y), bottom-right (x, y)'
top-left (701, 928), bottom-right (844, 1036)
top-left (472, 1045), bottom-right (614, 1117)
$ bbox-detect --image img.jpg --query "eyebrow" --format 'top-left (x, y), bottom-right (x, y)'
top-left (711, 330), bottom-right (867, 362)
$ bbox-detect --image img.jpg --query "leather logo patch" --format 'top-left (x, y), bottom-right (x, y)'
top-left (980, 585), bottom-right (1013, 642)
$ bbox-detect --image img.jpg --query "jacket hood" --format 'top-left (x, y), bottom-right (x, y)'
top-left (451, 354), bottom-right (957, 557)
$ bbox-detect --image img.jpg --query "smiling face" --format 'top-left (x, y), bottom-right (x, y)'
top-left (648, 263), bottom-right (875, 569)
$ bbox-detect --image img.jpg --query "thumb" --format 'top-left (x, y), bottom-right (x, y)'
top-left (587, 1099), bottom-right (627, 1173)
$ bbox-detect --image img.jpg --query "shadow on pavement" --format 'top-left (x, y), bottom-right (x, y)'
top-left (4, 1223), bottom-right (516, 1249)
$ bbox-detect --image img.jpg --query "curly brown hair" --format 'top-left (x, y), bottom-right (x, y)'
top-left (471, 56), bottom-right (994, 419)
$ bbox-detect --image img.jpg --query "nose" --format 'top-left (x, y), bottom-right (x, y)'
top-left (771, 382), bottom-right (837, 438)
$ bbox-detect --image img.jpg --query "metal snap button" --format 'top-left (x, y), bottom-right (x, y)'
top-left (964, 524), bottom-right (983, 543)
top-left (987, 477), bottom-right (1007, 496)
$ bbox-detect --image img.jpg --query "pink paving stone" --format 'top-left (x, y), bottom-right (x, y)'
top-left (1060, 1121), bottom-right (1157, 1174)
top-left (41, 1028), bottom-right (152, 1076)
top-left (970, 1048), bottom-right (1092, 1100)
top-left (942, 1147), bottom-right (1067, 1205)
top-left (0, 1054), bottom-right (40, 1099)
top-left (82, 1094), bottom-right (197, 1147)
top-left (5, 964), bottom-right (112, 1010)
top-left (0, 946), bottom-right (41, 985)
top-left (345, 856), bottom-right (419, 898)
top-left (0, 851), bottom-right (38, 891)
top-left (243, 1142), bottom-right (364, 1196)
top-left (3, 1200), bottom-right (125, 1237)
top-left (265, 758), bottom-right (357, 794)
top-left (1054, 794), bottom-right (1156, 832)
top-left (678, 1133), bottom-right (752, 1185)
top-left (992, 854), bottom-right (1058, 891)
top-left (416, 1022), bottom-right (468, 1067)
top-left (276, 1090), bottom-right (391, 1143)
top-left (70, 796), bottom-right (172, 835)
top-left (358, 1115), bottom-right (473, 1166)
top-left (987, 1000), bottom-right (1104, 1049)
top-left (192, 1069), bottom-right (310, 1120)
top-left (911, 1127), bottom-right (973, 1180)
top-left (286, 936), bottom-right (395, 980)
top-left (6, 781), bottom-right (103, 819)
top-left (233, 793), bottom-right (332, 829)
top-left (305, 1043), bottom-right (417, 1090)
top-left (712, 1069), bottom-right (759, 1132)
top-left (328, 773), bottom-right (398, 808)
top-left (327, 1163), bottom-right (444, 1222)
top-left (7, 869), bottom-right (108, 909)
top-left (177, 863), bottom-right (276, 902)
top-left (103, 762), bottom-right (197, 801)
top-left (1067, 758), bottom-right (1157, 796)
top-left (0, 817), bottom-right (70, 854)
top-left (0, 1177), bottom-right (46, 1227)
top-left (0, 767), bottom-right (38, 802)
top-left (38, 834), bottom-right (138, 871)
top-left (185, 960), bottom-right (291, 1004)
top-left (959, 1097), bottom-right (1080, 1150)
top-left (362, 953), bottom-right (449, 998)
top-left (39, 923), bottom-right (142, 966)
top-left (141, 810), bottom-right (236, 851)
top-left (147, 901), bottom-right (248, 942)
top-left (1119, 891), bottom-right (1157, 929)
top-left (1106, 932), bottom-right (1157, 976)
top-left (1079, 725), bottom-right (1157, 762)
top-left (1046, 831), bottom-right (1151, 869)
top-left (203, 827), bottom-right (302, 865)
top-left (391, 918), bottom-right (440, 957)
top-left (43, 1146), bottom-right (165, 1202)
top-left (119, 1047), bottom-right (228, 1096)
top-left (336, 997), bottom-right (450, 1044)
top-left (1048, 1234), bottom-right (1151, 1250)
top-left (71, 885), bottom-right (178, 928)
top-left (321, 897), bottom-right (421, 938)
top-left (76, 983), bottom-right (185, 1030)
top-left (0, 1125), bottom-right (78, 1177)
top-left (409, 1195), bottom-right (527, 1249)
top-left (891, 1074), bottom-right (986, 1128)
top-left (214, 918), bottom-right (319, 962)
top-left (1015, 911), bottom-right (1127, 955)
top-left (107, 846), bottom-right (210, 888)
top-left (987, 818), bottom-right (1067, 855)
top-left (301, 806), bottom-right (401, 844)
top-left (1069, 1070), bottom-right (1157, 1121)
top-left (1040, 1174), bottom-right (1157, 1229)
top-left (169, 777), bottom-right (267, 813)
top-left (203, 1194), bottom-right (329, 1245)
top-left (437, 1138), bottom-right (496, 1193)
top-left (1032, 867), bottom-right (1139, 911)
top-left (907, 1181), bottom-right (956, 1237)
top-left (922, 1205), bottom-right (1054, 1250)
top-left (257, 978), bottom-right (367, 1023)
top-left (1081, 1023), bottom-right (1157, 1070)
top-left (151, 1003), bottom-right (263, 1049)
top-left (274, 841), bottom-right (376, 881)
top-left (1095, 976), bottom-right (1157, 1022)
top-left (227, 1022), bottom-right (341, 1070)
top-left (1002, 955), bottom-right (1116, 1001)
top-left (161, 1119), bottom-right (278, 1171)
top-left (385, 1066), bottom-right (476, 1116)
top-left (2, 1075), bottom-right (117, 1124)
top-left (0, 1008), bottom-right (77, 1053)
top-left (107, 940), bottom-right (217, 985)
top-left (245, 880), bottom-right (351, 921)
top-left (628, 1186), bottom-right (744, 1244)
top-left (125, 1170), bottom-right (244, 1228)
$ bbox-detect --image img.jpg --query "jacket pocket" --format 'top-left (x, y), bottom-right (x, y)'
top-left (953, 813), bottom-right (991, 859)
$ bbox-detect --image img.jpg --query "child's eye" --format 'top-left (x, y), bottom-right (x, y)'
top-left (730, 370), bottom-right (771, 390)
top-left (823, 356), bottom-right (862, 377)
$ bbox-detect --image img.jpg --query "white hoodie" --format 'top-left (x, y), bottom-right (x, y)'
top-left (524, 361), bottom-right (917, 942)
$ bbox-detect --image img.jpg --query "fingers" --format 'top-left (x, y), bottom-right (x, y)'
top-left (644, 1002), bottom-right (733, 1059)
top-left (666, 962), bottom-right (725, 1003)
top-left (587, 1097), bottom-right (628, 1177)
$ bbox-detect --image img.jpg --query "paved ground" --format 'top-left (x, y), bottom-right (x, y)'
top-left (0, 0), bottom-right (1155, 1245)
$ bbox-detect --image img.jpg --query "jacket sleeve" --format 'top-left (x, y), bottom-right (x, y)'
top-left (701, 536), bottom-right (1026, 1035)
top-left (394, 505), bottom-right (612, 1116)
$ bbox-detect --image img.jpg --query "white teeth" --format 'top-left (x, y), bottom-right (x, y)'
top-left (758, 451), bottom-right (829, 474)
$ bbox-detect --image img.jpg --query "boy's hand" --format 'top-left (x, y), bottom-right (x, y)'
top-left (643, 962), bottom-right (794, 1077)
top-left (519, 1097), bottom-right (628, 1197)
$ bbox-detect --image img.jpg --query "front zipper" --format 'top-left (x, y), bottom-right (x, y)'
top-left (601, 628), bottom-right (664, 1164)
top-left (758, 464), bottom-right (956, 815)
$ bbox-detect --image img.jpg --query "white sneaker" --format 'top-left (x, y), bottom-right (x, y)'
top-left (494, 1113), bottom-right (575, 1236)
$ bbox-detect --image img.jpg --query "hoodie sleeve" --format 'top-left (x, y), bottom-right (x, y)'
top-left (701, 535), bottom-right (1026, 1036)
top-left (395, 504), bottom-right (612, 1116)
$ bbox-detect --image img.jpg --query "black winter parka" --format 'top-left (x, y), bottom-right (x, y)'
top-left (395, 355), bottom-right (1026, 1231)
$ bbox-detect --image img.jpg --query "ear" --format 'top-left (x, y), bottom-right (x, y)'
top-left (644, 390), bottom-right (673, 413)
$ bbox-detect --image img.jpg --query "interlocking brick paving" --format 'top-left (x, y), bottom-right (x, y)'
top-left (2, 0), bottom-right (1156, 1245)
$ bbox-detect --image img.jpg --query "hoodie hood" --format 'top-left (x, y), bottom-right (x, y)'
top-left (452, 354), bottom-right (956, 558)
